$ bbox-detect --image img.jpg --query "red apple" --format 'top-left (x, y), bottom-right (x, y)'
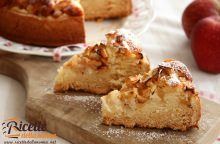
top-left (0, 1), bottom-right (7, 7)
top-left (191, 16), bottom-right (220, 73)
top-left (182, 0), bottom-right (219, 38)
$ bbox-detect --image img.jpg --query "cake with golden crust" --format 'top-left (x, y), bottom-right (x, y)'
top-left (0, 0), bottom-right (85, 47)
top-left (0, 0), bottom-right (132, 47)
top-left (101, 59), bottom-right (201, 131)
top-left (54, 29), bottom-right (150, 94)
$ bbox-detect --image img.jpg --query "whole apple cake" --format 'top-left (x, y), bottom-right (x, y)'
top-left (0, 0), bottom-right (132, 47)
top-left (0, 0), bottom-right (85, 47)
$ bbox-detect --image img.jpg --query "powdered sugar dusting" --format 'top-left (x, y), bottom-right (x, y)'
top-left (56, 95), bottom-right (101, 113)
top-left (88, 120), bottom-right (195, 144)
top-left (167, 73), bottom-right (180, 86)
top-left (159, 60), bottom-right (192, 80)
top-left (61, 95), bottom-right (98, 102)
top-left (51, 91), bottom-right (220, 143)
top-left (85, 97), bottom-right (220, 144)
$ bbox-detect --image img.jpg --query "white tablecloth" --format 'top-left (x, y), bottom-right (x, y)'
top-left (0, 0), bottom-right (219, 143)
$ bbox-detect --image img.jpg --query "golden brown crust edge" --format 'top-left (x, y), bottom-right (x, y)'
top-left (0, 8), bottom-right (85, 47)
top-left (102, 116), bottom-right (200, 132)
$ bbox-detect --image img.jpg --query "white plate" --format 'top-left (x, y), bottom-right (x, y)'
top-left (0, 0), bottom-right (155, 57)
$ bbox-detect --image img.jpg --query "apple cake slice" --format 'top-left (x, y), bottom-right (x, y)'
top-left (101, 59), bottom-right (201, 131)
top-left (54, 29), bottom-right (150, 94)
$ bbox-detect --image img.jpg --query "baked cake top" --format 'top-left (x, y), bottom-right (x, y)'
top-left (84, 29), bottom-right (144, 59)
top-left (80, 29), bottom-right (145, 70)
top-left (0, 0), bottom-right (83, 17)
top-left (106, 29), bottom-right (142, 53)
top-left (119, 59), bottom-right (197, 104)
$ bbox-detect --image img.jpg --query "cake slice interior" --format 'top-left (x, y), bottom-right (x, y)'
top-left (80, 0), bottom-right (132, 20)
top-left (54, 29), bottom-right (150, 94)
top-left (101, 59), bottom-right (201, 131)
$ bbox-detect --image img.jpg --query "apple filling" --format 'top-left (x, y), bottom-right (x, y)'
top-left (0, 0), bottom-right (83, 18)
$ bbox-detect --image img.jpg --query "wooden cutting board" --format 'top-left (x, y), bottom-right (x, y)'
top-left (0, 52), bottom-right (220, 144)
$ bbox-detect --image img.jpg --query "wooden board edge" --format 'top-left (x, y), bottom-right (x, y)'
top-left (0, 58), bottom-right (28, 89)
